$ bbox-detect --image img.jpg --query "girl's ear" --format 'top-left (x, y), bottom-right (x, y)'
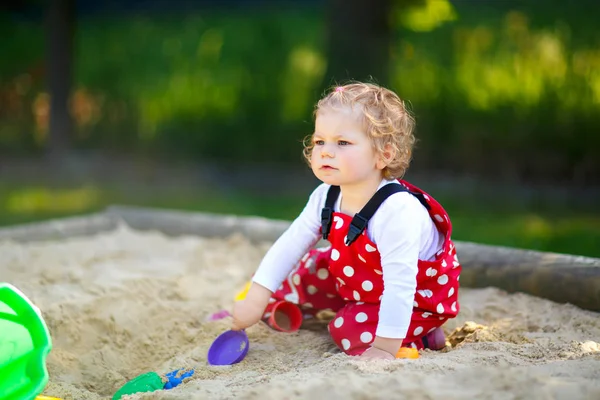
top-left (376, 143), bottom-right (396, 170)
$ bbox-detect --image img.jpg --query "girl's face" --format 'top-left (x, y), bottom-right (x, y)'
top-left (311, 106), bottom-right (384, 187)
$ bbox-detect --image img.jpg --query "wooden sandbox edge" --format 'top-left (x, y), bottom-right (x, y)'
top-left (0, 205), bottom-right (598, 312)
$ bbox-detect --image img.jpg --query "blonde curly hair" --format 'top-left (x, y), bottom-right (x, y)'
top-left (303, 82), bottom-right (416, 180)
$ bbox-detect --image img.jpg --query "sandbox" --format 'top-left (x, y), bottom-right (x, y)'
top-left (1, 206), bottom-right (599, 399)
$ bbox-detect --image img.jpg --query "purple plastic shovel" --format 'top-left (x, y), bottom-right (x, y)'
top-left (207, 330), bottom-right (249, 366)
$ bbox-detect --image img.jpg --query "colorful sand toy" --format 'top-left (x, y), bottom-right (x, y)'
top-left (207, 330), bottom-right (249, 366)
top-left (112, 367), bottom-right (197, 399)
top-left (267, 301), bottom-right (303, 333)
top-left (234, 281), bottom-right (252, 301)
top-left (163, 368), bottom-right (195, 389)
top-left (0, 283), bottom-right (53, 400)
top-left (395, 347), bottom-right (420, 359)
top-left (112, 372), bottom-right (164, 400)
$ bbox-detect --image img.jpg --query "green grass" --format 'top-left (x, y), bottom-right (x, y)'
top-left (0, 181), bottom-right (597, 258)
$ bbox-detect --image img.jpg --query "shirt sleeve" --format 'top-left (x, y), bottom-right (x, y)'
top-left (370, 193), bottom-right (424, 339)
top-left (251, 184), bottom-right (326, 292)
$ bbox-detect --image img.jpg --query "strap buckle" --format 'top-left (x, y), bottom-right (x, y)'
top-left (345, 214), bottom-right (368, 245)
top-left (321, 207), bottom-right (333, 240)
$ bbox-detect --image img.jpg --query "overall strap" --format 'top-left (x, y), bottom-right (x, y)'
top-left (321, 183), bottom-right (431, 245)
top-left (321, 185), bottom-right (341, 240)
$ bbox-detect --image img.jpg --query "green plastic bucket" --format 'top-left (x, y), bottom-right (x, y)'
top-left (0, 283), bottom-right (52, 400)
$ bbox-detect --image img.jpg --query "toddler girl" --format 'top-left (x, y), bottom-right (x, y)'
top-left (232, 82), bottom-right (461, 360)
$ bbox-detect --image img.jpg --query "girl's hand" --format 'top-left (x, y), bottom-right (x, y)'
top-left (358, 346), bottom-right (396, 361)
top-left (231, 300), bottom-right (264, 330)
top-left (231, 282), bottom-right (273, 331)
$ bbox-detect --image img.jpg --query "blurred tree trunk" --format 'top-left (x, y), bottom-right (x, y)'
top-left (45, 0), bottom-right (75, 159)
top-left (323, 0), bottom-right (392, 87)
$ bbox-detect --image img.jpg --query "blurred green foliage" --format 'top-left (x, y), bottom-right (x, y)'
top-left (0, 180), bottom-right (598, 257)
top-left (0, 1), bottom-right (598, 257)
top-left (1, 1), bottom-right (599, 182)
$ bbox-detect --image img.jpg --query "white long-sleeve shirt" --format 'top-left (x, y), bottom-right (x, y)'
top-left (252, 179), bottom-right (444, 339)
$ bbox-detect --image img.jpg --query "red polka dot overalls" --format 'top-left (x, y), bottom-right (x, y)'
top-left (263, 180), bottom-right (461, 355)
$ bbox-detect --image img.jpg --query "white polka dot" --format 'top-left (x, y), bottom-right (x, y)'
top-left (436, 303), bottom-right (445, 314)
top-left (441, 259), bottom-right (447, 268)
top-left (317, 268), bottom-right (329, 280)
top-left (410, 342), bottom-right (418, 349)
top-left (365, 244), bottom-right (376, 252)
top-left (451, 301), bottom-right (457, 312)
top-left (293, 274), bottom-right (301, 285)
top-left (326, 293), bottom-right (337, 298)
top-left (264, 312), bottom-right (271, 318)
top-left (360, 332), bottom-right (373, 343)
top-left (331, 249), bottom-right (340, 261)
top-left (356, 301), bottom-right (364, 305)
top-left (434, 214), bottom-right (444, 223)
top-left (422, 312), bottom-right (431, 318)
top-left (301, 253), bottom-right (310, 263)
top-left (358, 254), bottom-right (366, 263)
top-left (337, 277), bottom-right (346, 286)
top-left (304, 302), bottom-right (313, 308)
top-left (374, 269), bottom-right (383, 275)
top-left (268, 298), bottom-right (276, 304)
top-left (448, 287), bottom-right (455, 297)
top-left (307, 285), bottom-right (318, 295)
top-left (334, 216), bottom-right (344, 229)
top-left (428, 327), bottom-right (437, 333)
top-left (334, 317), bottom-right (344, 328)
top-left (353, 291), bottom-right (361, 301)
top-left (343, 266), bottom-right (355, 277)
top-left (437, 274), bottom-right (448, 285)
top-left (284, 293), bottom-right (299, 304)
top-left (355, 312), bottom-right (368, 323)
top-left (413, 301), bottom-right (418, 308)
top-left (426, 267), bottom-right (437, 277)
top-left (304, 259), bottom-right (315, 271)
top-left (361, 280), bottom-right (373, 292)
top-left (413, 326), bottom-right (424, 336)
top-left (341, 339), bottom-right (351, 350)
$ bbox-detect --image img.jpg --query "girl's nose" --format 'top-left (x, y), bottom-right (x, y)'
top-left (321, 144), bottom-right (335, 158)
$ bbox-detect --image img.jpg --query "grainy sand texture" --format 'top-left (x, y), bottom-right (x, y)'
top-left (2, 225), bottom-right (599, 400)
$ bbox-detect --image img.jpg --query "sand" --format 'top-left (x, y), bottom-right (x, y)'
top-left (1, 224), bottom-right (599, 400)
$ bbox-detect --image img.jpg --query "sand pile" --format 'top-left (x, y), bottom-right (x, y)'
top-left (1, 224), bottom-right (599, 399)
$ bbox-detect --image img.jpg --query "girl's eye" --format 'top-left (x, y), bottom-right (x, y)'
top-left (338, 140), bottom-right (350, 146)
top-left (314, 140), bottom-right (324, 145)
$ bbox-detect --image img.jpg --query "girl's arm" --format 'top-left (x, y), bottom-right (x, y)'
top-left (231, 184), bottom-right (327, 330)
top-left (370, 193), bottom-right (427, 355)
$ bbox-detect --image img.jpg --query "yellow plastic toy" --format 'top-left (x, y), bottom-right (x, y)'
top-left (234, 281), bottom-right (251, 301)
top-left (395, 347), bottom-right (419, 359)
